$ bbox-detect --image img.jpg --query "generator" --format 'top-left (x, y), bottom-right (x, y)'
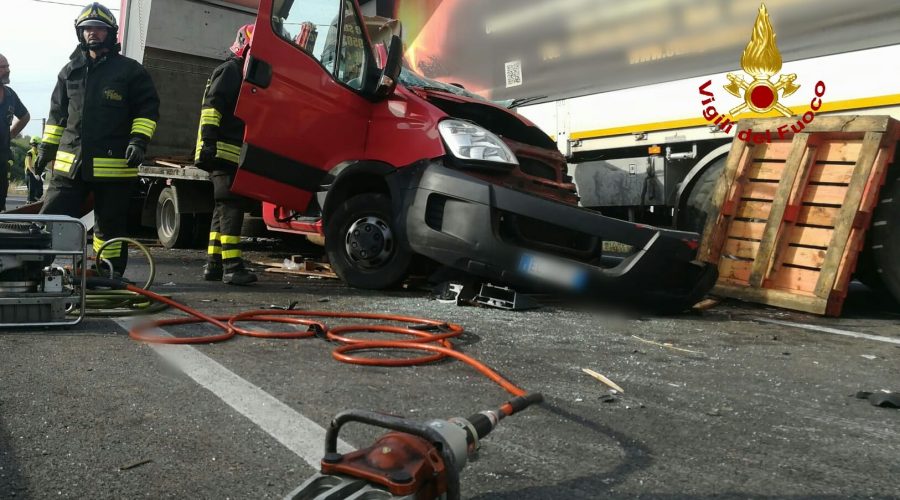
top-left (0, 215), bottom-right (87, 327)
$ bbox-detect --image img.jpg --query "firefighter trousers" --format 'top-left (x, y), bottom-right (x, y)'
top-left (0, 153), bottom-right (9, 210)
top-left (206, 169), bottom-right (250, 272)
top-left (40, 171), bottom-right (134, 275)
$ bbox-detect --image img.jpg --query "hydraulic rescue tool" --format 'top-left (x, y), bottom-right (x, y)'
top-left (0, 215), bottom-right (87, 326)
top-left (286, 394), bottom-right (543, 500)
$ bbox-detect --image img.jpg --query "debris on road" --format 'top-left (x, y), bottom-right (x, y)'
top-left (253, 256), bottom-right (338, 279)
top-left (434, 281), bottom-right (541, 310)
top-left (692, 298), bottom-right (720, 311)
top-left (631, 335), bottom-right (705, 355)
top-left (118, 459), bottom-right (153, 471)
top-left (581, 367), bottom-right (625, 393)
top-left (854, 391), bottom-right (900, 409)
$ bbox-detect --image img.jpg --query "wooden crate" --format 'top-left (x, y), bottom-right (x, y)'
top-left (697, 116), bottom-right (900, 316)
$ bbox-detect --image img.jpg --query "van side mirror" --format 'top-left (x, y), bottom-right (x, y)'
top-left (372, 36), bottom-right (402, 100)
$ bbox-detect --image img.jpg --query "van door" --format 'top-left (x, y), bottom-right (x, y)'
top-left (233, 0), bottom-right (374, 211)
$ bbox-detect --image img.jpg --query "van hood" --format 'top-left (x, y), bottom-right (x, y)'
top-left (405, 86), bottom-right (557, 151)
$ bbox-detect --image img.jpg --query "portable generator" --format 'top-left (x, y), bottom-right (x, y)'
top-left (0, 215), bottom-right (87, 327)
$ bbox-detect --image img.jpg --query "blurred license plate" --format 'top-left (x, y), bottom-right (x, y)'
top-left (518, 253), bottom-right (587, 290)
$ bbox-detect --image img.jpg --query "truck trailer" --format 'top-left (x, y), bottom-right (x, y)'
top-left (385, 0), bottom-right (900, 303)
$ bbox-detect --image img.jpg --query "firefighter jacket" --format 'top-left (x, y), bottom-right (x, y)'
top-left (42, 48), bottom-right (159, 181)
top-left (194, 57), bottom-right (245, 169)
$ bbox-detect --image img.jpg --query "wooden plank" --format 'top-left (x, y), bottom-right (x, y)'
top-left (735, 200), bottom-right (772, 220)
top-left (769, 265), bottom-right (821, 293)
top-left (713, 284), bottom-right (826, 314)
top-left (816, 141), bottom-right (863, 162)
top-left (741, 181), bottom-right (779, 201)
top-left (751, 141), bottom-right (794, 161)
top-left (699, 140), bottom-right (754, 262)
top-left (780, 246), bottom-right (827, 269)
top-left (718, 258), bottom-right (752, 283)
top-left (729, 220), bottom-right (765, 240)
top-left (722, 238), bottom-right (759, 260)
top-left (802, 184), bottom-right (849, 205)
top-left (808, 163), bottom-right (854, 184)
top-left (738, 115), bottom-right (891, 135)
top-left (749, 134), bottom-right (811, 287)
top-left (815, 131), bottom-right (884, 298)
top-left (797, 205), bottom-right (840, 227)
top-left (747, 161), bottom-right (786, 181)
top-left (788, 226), bottom-right (833, 247)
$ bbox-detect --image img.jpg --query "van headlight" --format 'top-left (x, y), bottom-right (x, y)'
top-left (438, 119), bottom-right (518, 165)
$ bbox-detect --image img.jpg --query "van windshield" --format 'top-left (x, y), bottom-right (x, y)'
top-left (398, 67), bottom-right (487, 102)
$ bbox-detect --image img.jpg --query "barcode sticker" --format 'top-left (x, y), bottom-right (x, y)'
top-left (505, 60), bottom-right (523, 88)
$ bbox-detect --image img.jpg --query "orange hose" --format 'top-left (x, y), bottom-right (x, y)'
top-left (124, 285), bottom-right (529, 405)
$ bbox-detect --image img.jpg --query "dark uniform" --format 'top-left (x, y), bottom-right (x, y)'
top-left (38, 4), bottom-right (159, 275)
top-left (24, 142), bottom-right (43, 202)
top-left (1, 85), bottom-right (28, 209)
top-left (195, 55), bottom-right (255, 284)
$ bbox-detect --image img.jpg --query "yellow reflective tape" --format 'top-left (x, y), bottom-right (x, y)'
top-left (208, 246), bottom-right (222, 255)
top-left (200, 108), bottom-right (222, 119)
top-left (220, 235), bottom-right (241, 244)
top-left (55, 151), bottom-right (75, 163)
top-left (209, 232), bottom-right (221, 240)
top-left (215, 149), bottom-right (240, 163)
top-left (93, 157), bottom-right (128, 167)
top-left (216, 142), bottom-right (242, 153)
top-left (55, 163), bottom-right (72, 173)
top-left (92, 238), bottom-right (104, 251)
top-left (93, 168), bottom-right (138, 177)
top-left (222, 249), bottom-right (242, 259)
top-left (44, 125), bottom-right (64, 135)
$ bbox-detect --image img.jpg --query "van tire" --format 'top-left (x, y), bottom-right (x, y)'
top-left (325, 193), bottom-right (411, 289)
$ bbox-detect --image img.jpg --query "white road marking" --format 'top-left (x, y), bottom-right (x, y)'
top-left (755, 318), bottom-right (900, 346)
top-left (114, 319), bottom-right (353, 467)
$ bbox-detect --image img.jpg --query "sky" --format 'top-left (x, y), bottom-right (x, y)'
top-left (1, 0), bottom-right (118, 139)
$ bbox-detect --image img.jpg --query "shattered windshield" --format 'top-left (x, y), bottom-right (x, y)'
top-left (398, 67), bottom-right (487, 102)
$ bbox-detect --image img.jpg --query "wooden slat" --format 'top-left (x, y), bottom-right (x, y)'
top-left (787, 226), bottom-right (833, 247)
top-left (713, 284), bottom-right (825, 314)
top-left (741, 181), bottom-right (779, 201)
top-left (780, 246), bottom-right (827, 269)
top-left (769, 266), bottom-right (821, 293)
top-left (699, 141), bottom-right (754, 262)
top-left (722, 238), bottom-right (759, 260)
top-left (815, 131), bottom-right (884, 297)
top-left (735, 200), bottom-right (772, 220)
top-left (802, 184), bottom-right (849, 205)
top-left (751, 141), bottom-right (794, 161)
top-left (816, 141), bottom-right (863, 162)
top-left (808, 163), bottom-right (854, 184)
top-left (728, 221), bottom-right (765, 240)
top-left (737, 115), bottom-right (891, 134)
top-left (747, 162), bottom-right (786, 181)
top-left (749, 134), bottom-right (811, 287)
top-left (797, 205), bottom-right (840, 227)
top-left (718, 259), bottom-right (752, 283)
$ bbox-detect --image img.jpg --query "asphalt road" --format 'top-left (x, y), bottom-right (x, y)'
top-left (2, 241), bottom-right (899, 499)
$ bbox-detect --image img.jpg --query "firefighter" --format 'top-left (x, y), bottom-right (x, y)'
top-left (23, 138), bottom-right (43, 202)
top-left (195, 24), bottom-right (257, 285)
top-left (35, 2), bottom-right (160, 277)
top-left (1, 52), bottom-right (31, 211)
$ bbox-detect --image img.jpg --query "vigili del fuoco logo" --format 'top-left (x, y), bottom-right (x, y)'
top-left (698, 3), bottom-right (826, 143)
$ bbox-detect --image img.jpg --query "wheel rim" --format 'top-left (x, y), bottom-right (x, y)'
top-left (344, 216), bottom-right (394, 269)
top-left (160, 198), bottom-right (177, 239)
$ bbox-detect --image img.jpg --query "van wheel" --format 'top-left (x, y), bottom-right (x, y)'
top-left (156, 186), bottom-right (195, 249)
top-left (678, 157), bottom-right (726, 235)
top-left (325, 193), bottom-right (411, 289)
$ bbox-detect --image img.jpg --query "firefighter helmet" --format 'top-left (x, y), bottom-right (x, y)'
top-left (30, 137), bottom-right (40, 146)
top-left (74, 2), bottom-right (118, 50)
top-left (229, 24), bottom-right (254, 58)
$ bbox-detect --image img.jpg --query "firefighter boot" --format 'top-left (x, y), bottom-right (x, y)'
top-left (203, 261), bottom-right (224, 281)
top-left (223, 266), bottom-right (257, 286)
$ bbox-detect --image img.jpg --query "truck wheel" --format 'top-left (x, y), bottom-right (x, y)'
top-left (156, 186), bottom-right (195, 249)
top-left (679, 156), bottom-right (726, 234)
top-left (858, 167), bottom-right (900, 303)
top-left (325, 193), bottom-right (411, 289)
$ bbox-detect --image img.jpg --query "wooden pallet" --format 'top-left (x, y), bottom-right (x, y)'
top-left (697, 116), bottom-right (899, 316)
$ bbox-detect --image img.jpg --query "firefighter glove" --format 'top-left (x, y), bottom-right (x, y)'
top-left (35, 144), bottom-right (56, 175)
top-left (198, 140), bottom-right (217, 164)
top-left (126, 137), bottom-right (147, 167)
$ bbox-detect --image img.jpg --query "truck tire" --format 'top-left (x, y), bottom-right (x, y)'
top-left (325, 193), bottom-right (411, 289)
top-left (858, 166), bottom-right (900, 303)
top-left (156, 186), bottom-right (196, 249)
top-left (679, 156), bottom-right (726, 235)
